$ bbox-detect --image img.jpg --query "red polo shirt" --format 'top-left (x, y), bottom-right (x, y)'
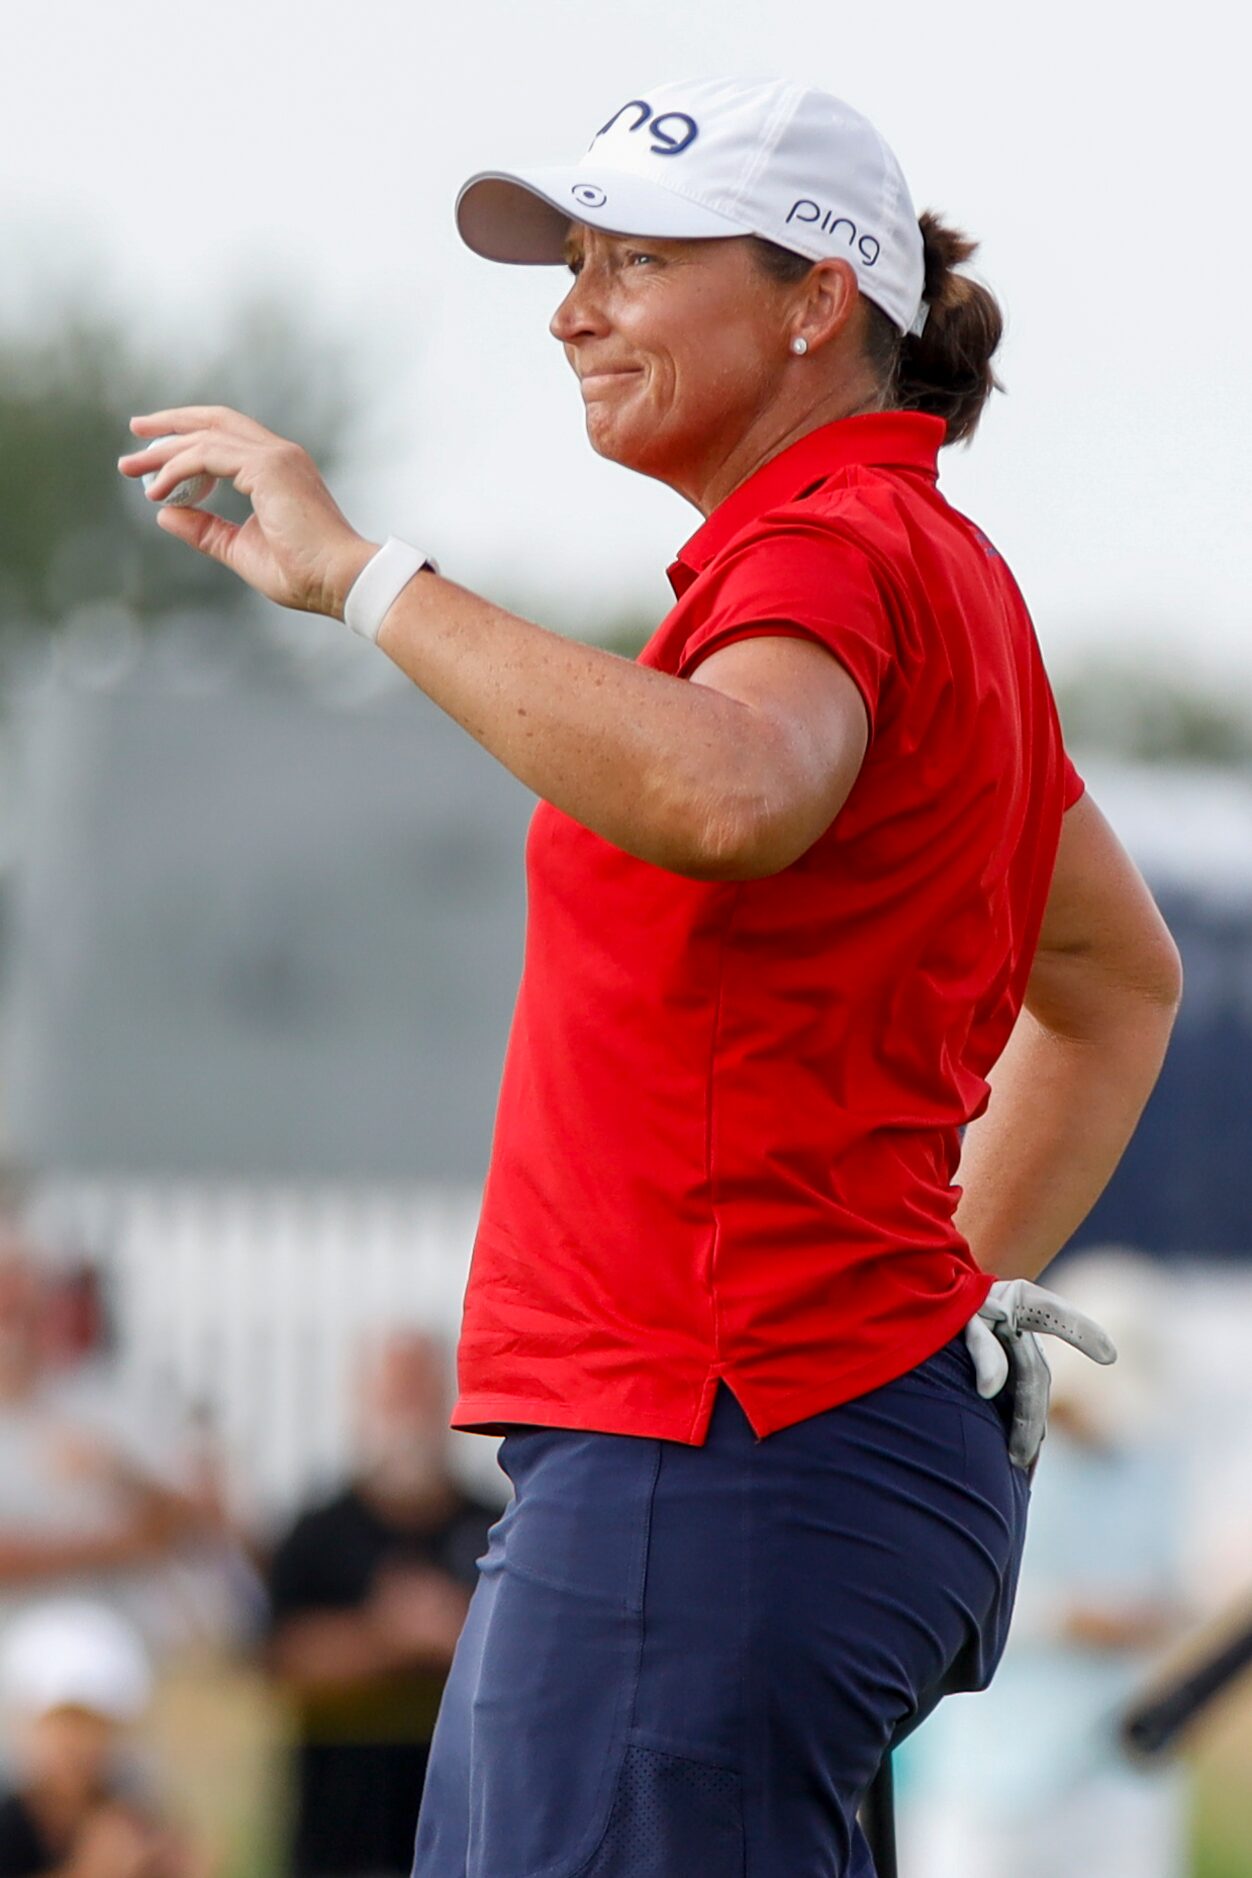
top-left (452, 412), bottom-right (1082, 1444)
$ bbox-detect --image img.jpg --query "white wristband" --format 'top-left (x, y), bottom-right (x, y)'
top-left (343, 536), bottom-right (438, 643)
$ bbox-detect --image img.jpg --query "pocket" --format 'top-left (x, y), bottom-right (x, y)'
top-left (467, 1430), bottom-right (661, 1878)
top-left (896, 1332), bottom-right (990, 1411)
top-left (495, 1426), bottom-right (656, 1610)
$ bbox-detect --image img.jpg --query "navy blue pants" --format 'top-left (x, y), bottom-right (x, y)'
top-left (414, 1335), bottom-right (1029, 1877)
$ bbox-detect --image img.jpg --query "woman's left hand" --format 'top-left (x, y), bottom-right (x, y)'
top-left (117, 406), bottom-right (376, 617)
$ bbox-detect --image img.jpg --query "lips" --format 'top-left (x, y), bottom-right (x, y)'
top-left (579, 368), bottom-right (642, 394)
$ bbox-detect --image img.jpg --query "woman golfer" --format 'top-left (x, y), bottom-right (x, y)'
top-left (119, 77), bottom-right (1181, 1877)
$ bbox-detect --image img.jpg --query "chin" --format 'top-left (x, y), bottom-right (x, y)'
top-left (584, 411), bottom-right (673, 481)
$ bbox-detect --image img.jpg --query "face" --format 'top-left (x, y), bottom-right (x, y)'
top-left (354, 1330), bottom-right (450, 1496)
top-left (18, 1708), bottom-right (119, 1798)
top-left (549, 226), bottom-right (796, 493)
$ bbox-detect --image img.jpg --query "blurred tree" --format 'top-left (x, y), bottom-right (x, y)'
top-left (0, 295), bottom-right (359, 640)
top-left (1057, 662), bottom-right (1252, 766)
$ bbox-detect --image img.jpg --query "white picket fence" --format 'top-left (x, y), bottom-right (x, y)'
top-left (25, 1178), bottom-right (502, 1527)
top-left (23, 1180), bottom-right (1252, 1600)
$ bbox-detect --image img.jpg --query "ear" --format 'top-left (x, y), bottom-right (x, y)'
top-left (794, 258), bottom-right (860, 356)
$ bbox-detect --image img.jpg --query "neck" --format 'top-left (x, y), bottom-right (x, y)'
top-left (362, 1478), bottom-right (455, 1527)
top-left (683, 373), bottom-right (887, 519)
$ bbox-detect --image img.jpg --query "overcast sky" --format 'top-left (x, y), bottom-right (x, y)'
top-left (3, 0), bottom-right (1248, 681)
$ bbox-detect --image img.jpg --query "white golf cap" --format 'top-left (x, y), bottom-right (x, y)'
top-left (456, 76), bottom-right (928, 337)
top-left (0, 1600), bottom-right (152, 1724)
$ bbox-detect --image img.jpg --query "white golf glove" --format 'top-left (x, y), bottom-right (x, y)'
top-left (964, 1278), bottom-right (1117, 1471)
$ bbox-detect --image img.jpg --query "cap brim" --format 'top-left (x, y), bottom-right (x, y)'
top-left (455, 166), bottom-right (749, 264)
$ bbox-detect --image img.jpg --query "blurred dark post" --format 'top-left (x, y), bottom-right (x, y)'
top-left (1121, 1608), bottom-right (1252, 1759)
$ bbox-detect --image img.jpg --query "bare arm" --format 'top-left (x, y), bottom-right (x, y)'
top-left (267, 1610), bottom-right (456, 1690)
top-left (375, 581), bottom-right (869, 878)
top-left (0, 1435), bottom-right (215, 1587)
top-left (268, 1568), bottom-right (471, 1692)
top-left (954, 792), bottom-right (1183, 1281)
top-left (118, 412), bottom-right (868, 880)
top-left (0, 1529), bottom-right (173, 1585)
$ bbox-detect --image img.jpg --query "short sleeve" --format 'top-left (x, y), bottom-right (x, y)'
top-left (266, 1510), bottom-right (343, 1627)
top-left (676, 523), bottom-right (896, 731)
top-left (1062, 754), bottom-right (1086, 809)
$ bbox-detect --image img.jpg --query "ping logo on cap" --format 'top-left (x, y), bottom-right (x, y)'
top-left (572, 184), bottom-right (608, 208)
top-left (787, 199), bottom-right (881, 266)
top-left (592, 98), bottom-right (700, 157)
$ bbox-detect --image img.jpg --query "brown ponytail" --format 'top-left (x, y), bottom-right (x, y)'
top-left (892, 211), bottom-right (1003, 444)
top-left (747, 211), bottom-right (1004, 445)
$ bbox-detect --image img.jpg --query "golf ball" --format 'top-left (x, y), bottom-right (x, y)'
top-left (141, 435), bottom-right (218, 509)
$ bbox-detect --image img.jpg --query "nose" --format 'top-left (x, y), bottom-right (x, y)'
top-left (549, 265), bottom-right (611, 348)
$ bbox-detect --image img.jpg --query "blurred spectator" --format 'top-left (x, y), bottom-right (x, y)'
top-left (0, 1598), bottom-right (208, 1878)
top-left (265, 1329), bottom-right (496, 1878)
top-left (38, 1261), bottom-right (112, 1374)
top-left (0, 1231), bottom-right (236, 1653)
top-left (898, 1251), bottom-right (1192, 1878)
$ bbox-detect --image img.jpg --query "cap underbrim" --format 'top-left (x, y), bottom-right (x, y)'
top-left (455, 165), bottom-right (750, 263)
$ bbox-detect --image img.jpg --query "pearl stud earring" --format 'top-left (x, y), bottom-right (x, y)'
top-left (790, 336), bottom-right (809, 356)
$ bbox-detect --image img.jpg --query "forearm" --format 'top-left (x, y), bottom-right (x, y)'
top-left (269, 1614), bottom-right (402, 1691)
top-left (954, 993), bottom-right (1177, 1281)
top-left (269, 1610), bottom-right (456, 1691)
top-left (0, 1529), bottom-right (161, 1582)
top-left (376, 572), bottom-right (776, 874)
top-left (115, 1475), bottom-right (208, 1544)
top-left (121, 417), bottom-right (864, 876)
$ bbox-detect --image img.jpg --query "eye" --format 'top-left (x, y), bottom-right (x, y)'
top-left (625, 250), bottom-right (657, 266)
top-left (564, 256), bottom-right (583, 276)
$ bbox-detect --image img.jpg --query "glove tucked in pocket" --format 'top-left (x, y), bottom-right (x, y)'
top-left (963, 1277), bottom-right (1117, 1470)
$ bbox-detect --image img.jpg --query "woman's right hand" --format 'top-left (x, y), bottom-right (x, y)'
top-left (117, 407), bottom-right (375, 620)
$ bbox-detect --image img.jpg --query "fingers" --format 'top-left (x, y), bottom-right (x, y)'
top-left (155, 504), bottom-right (242, 567)
top-left (120, 429), bottom-right (244, 502)
top-left (142, 438), bottom-right (239, 504)
top-left (118, 431), bottom-right (214, 498)
top-left (129, 405), bottom-right (273, 442)
top-left (118, 408), bottom-right (278, 501)
top-left (121, 429), bottom-right (297, 505)
top-left (117, 435), bottom-right (180, 481)
top-left (964, 1314), bottom-right (1009, 1398)
top-left (118, 405), bottom-right (349, 614)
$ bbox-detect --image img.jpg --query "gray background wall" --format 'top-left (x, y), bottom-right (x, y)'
top-left (1, 645), bottom-right (534, 1179)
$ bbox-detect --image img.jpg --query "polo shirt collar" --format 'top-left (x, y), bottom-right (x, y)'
top-left (668, 411), bottom-right (945, 596)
